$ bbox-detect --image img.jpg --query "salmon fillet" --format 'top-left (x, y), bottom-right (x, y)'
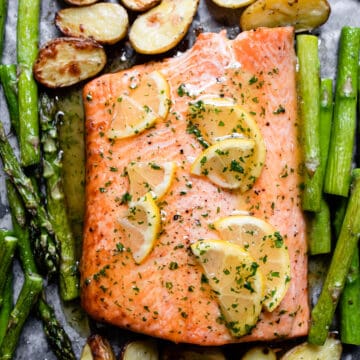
top-left (81, 27), bottom-right (309, 345)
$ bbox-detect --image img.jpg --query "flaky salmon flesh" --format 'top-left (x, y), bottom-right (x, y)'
top-left (81, 27), bottom-right (309, 345)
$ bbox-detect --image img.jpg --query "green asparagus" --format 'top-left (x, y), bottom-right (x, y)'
top-left (308, 79), bottom-right (333, 255)
top-left (37, 297), bottom-right (76, 360)
top-left (0, 0), bottom-right (6, 58)
top-left (6, 181), bottom-right (76, 359)
top-left (340, 250), bottom-right (360, 345)
top-left (296, 34), bottom-right (321, 212)
top-left (0, 65), bottom-right (19, 135)
top-left (0, 120), bottom-right (59, 277)
top-left (0, 235), bottom-right (17, 308)
top-left (308, 198), bottom-right (331, 255)
top-left (324, 27), bottom-right (360, 197)
top-left (0, 273), bottom-right (43, 359)
top-left (6, 180), bottom-right (37, 275)
top-left (17, 0), bottom-right (41, 167)
top-left (0, 274), bottom-right (12, 347)
top-left (40, 94), bottom-right (79, 301)
top-left (308, 169), bottom-right (360, 345)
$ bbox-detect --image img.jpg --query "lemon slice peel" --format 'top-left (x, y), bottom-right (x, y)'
top-left (214, 215), bottom-right (291, 312)
top-left (191, 239), bottom-right (264, 337)
top-left (118, 192), bottom-right (161, 264)
top-left (107, 71), bottom-right (170, 139)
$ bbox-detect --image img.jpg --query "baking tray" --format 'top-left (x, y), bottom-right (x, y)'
top-left (0, 0), bottom-right (360, 358)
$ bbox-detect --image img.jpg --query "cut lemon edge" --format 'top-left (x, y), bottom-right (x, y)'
top-left (214, 215), bottom-right (291, 312)
top-left (190, 138), bottom-right (259, 191)
top-left (191, 239), bottom-right (264, 337)
top-left (127, 161), bottom-right (176, 201)
top-left (107, 71), bottom-right (170, 139)
top-left (188, 97), bottom-right (266, 186)
top-left (118, 193), bottom-right (161, 264)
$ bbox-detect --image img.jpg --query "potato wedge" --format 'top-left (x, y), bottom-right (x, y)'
top-left (161, 345), bottom-right (226, 360)
top-left (241, 347), bottom-right (276, 360)
top-left (129, 0), bottom-right (199, 54)
top-left (33, 37), bottom-right (106, 88)
top-left (120, 339), bottom-right (159, 360)
top-left (120, 0), bottom-right (161, 12)
top-left (240, 0), bottom-right (331, 32)
top-left (80, 334), bottom-right (116, 360)
top-left (280, 336), bottom-right (342, 360)
top-left (64, 0), bottom-right (99, 5)
top-left (55, 3), bottom-right (128, 45)
top-left (211, 0), bottom-right (255, 9)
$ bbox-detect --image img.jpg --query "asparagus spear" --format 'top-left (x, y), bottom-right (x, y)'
top-left (324, 27), bottom-right (360, 197)
top-left (308, 169), bottom-right (360, 345)
top-left (17, 0), bottom-right (41, 167)
top-left (0, 273), bottom-right (43, 359)
top-left (0, 235), bottom-right (17, 308)
top-left (0, 65), bottom-right (19, 135)
top-left (0, 274), bottom-right (12, 347)
top-left (308, 198), bottom-right (331, 255)
top-left (37, 297), bottom-right (76, 360)
top-left (40, 94), bottom-right (79, 301)
top-left (0, 0), bottom-right (6, 57)
top-left (296, 34), bottom-right (321, 212)
top-left (340, 250), bottom-right (360, 345)
top-left (6, 181), bottom-right (76, 359)
top-left (308, 79), bottom-right (333, 255)
top-left (0, 120), bottom-right (59, 277)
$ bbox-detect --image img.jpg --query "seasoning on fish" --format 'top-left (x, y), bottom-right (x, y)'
top-left (81, 27), bottom-right (309, 345)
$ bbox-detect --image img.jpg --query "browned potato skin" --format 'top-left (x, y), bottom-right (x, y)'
top-left (120, 0), bottom-right (161, 12)
top-left (87, 334), bottom-right (116, 360)
top-left (64, 0), bottom-right (99, 6)
top-left (240, 0), bottom-right (331, 32)
top-left (33, 37), bottom-right (106, 88)
top-left (55, 3), bottom-right (129, 45)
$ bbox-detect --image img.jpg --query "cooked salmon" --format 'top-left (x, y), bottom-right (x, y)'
top-left (81, 27), bottom-right (309, 345)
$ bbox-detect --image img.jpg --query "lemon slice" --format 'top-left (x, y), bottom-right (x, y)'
top-left (190, 138), bottom-right (259, 191)
top-left (107, 71), bottom-right (170, 139)
top-left (118, 193), bottom-right (161, 263)
top-left (188, 97), bottom-right (266, 185)
top-left (214, 215), bottom-right (291, 312)
top-left (211, 0), bottom-right (255, 8)
top-left (127, 161), bottom-right (176, 201)
top-left (191, 239), bottom-right (264, 337)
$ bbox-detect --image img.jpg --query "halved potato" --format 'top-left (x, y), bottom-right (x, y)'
top-left (161, 345), bottom-right (226, 360)
top-left (80, 334), bottom-right (116, 360)
top-left (280, 336), bottom-right (342, 360)
top-left (120, 0), bottom-right (161, 12)
top-left (211, 0), bottom-right (255, 9)
top-left (55, 3), bottom-right (129, 45)
top-left (120, 340), bottom-right (159, 360)
top-left (241, 347), bottom-right (277, 360)
top-left (240, 0), bottom-right (331, 32)
top-left (129, 0), bottom-right (199, 54)
top-left (64, 0), bottom-right (99, 5)
top-left (33, 37), bottom-right (106, 88)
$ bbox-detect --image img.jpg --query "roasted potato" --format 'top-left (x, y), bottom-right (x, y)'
top-left (161, 345), bottom-right (226, 360)
top-left (240, 0), bottom-right (331, 32)
top-left (211, 0), bottom-right (255, 9)
top-left (280, 336), bottom-right (342, 360)
top-left (241, 347), bottom-right (276, 360)
top-left (119, 339), bottom-right (159, 360)
top-left (80, 334), bottom-right (116, 360)
top-left (129, 0), bottom-right (199, 54)
top-left (55, 3), bottom-right (129, 45)
top-left (120, 0), bottom-right (161, 12)
top-left (33, 37), bottom-right (106, 88)
top-left (64, 0), bottom-right (99, 5)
